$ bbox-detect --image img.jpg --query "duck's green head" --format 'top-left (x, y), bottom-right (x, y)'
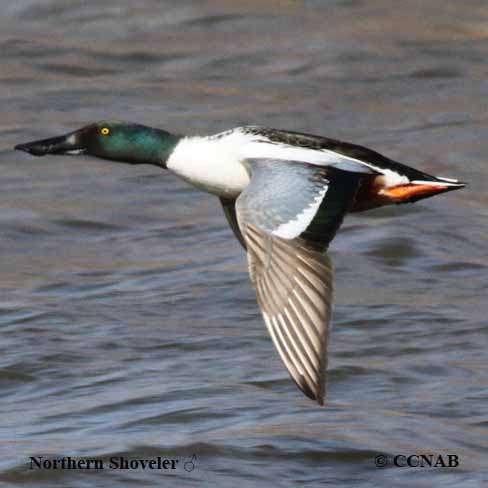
top-left (15, 121), bottom-right (180, 168)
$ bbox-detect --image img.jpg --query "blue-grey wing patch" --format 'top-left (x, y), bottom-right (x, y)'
top-left (237, 159), bottom-right (328, 240)
top-left (238, 158), bottom-right (362, 250)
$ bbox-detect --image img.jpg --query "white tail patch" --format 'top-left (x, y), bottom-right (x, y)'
top-left (411, 179), bottom-right (463, 187)
top-left (435, 176), bottom-right (462, 183)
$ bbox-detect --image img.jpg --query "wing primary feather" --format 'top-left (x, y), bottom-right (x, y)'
top-left (271, 316), bottom-right (306, 377)
top-left (262, 312), bottom-right (299, 377)
top-left (262, 275), bottom-right (319, 376)
top-left (272, 317), bottom-right (319, 398)
top-left (260, 268), bottom-right (322, 373)
top-left (292, 282), bottom-right (323, 326)
top-left (277, 312), bottom-right (319, 380)
top-left (244, 226), bottom-right (330, 405)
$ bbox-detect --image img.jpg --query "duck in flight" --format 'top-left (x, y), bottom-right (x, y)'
top-left (15, 121), bottom-right (465, 405)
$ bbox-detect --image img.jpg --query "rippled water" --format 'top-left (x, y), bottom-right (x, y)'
top-left (1, 1), bottom-right (487, 486)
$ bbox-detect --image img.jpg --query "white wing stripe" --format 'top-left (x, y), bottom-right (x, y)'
top-left (244, 135), bottom-right (375, 174)
top-left (272, 187), bottom-right (327, 239)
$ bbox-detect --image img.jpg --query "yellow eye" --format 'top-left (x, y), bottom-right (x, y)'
top-left (101, 127), bottom-right (110, 136)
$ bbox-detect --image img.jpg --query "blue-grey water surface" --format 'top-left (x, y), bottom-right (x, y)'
top-left (1, 1), bottom-right (487, 486)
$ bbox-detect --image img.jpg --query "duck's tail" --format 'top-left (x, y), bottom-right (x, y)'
top-left (380, 175), bottom-right (465, 204)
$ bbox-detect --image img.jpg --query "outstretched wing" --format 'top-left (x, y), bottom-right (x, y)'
top-left (234, 158), bottom-right (364, 405)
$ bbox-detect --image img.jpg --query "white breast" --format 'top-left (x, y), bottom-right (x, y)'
top-left (166, 132), bottom-right (252, 198)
